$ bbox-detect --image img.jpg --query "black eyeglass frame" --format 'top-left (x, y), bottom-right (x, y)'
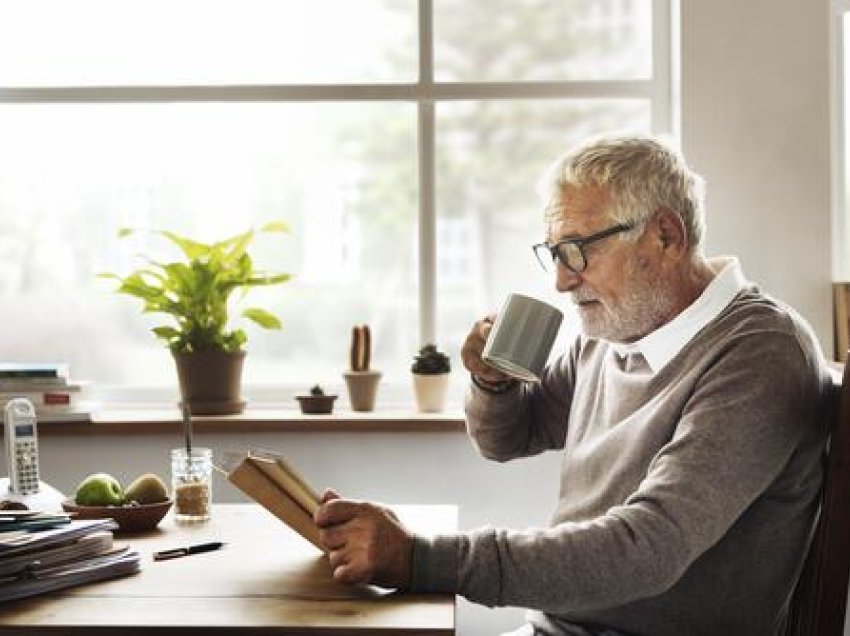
top-left (532, 222), bottom-right (635, 274)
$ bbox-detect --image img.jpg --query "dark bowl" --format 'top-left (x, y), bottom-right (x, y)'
top-left (295, 395), bottom-right (337, 414)
top-left (62, 498), bottom-right (172, 533)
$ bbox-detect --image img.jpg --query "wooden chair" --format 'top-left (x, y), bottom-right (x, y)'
top-left (783, 361), bottom-right (850, 635)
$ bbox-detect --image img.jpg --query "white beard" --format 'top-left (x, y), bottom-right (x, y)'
top-left (573, 255), bottom-right (678, 343)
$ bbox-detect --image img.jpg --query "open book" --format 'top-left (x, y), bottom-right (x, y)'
top-left (222, 450), bottom-right (323, 550)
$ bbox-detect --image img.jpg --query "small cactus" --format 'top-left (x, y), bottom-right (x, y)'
top-left (310, 384), bottom-right (325, 396)
top-left (350, 324), bottom-right (372, 371)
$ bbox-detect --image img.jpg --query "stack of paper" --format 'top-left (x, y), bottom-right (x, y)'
top-left (0, 513), bottom-right (140, 603)
top-left (225, 450), bottom-right (322, 549)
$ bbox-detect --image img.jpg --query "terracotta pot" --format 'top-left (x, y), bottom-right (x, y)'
top-left (412, 373), bottom-right (449, 413)
top-left (296, 394), bottom-right (338, 415)
top-left (343, 370), bottom-right (382, 412)
top-left (173, 350), bottom-right (246, 415)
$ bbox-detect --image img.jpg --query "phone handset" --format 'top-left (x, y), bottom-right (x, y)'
top-left (4, 398), bottom-right (40, 495)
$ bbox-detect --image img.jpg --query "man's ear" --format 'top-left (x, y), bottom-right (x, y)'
top-left (654, 208), bottom-right (688, 256)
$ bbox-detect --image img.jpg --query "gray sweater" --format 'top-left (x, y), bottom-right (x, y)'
top-left (410, 286), bottom-right (833, 636)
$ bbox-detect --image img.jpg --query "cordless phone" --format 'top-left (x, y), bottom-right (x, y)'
top-left (4, 398), bottom-right (40, 495)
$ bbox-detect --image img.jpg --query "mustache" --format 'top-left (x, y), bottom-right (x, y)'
top-left (570, 291), bottom-right (598, 304)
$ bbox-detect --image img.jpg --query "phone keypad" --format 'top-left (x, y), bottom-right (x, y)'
top-left (15, 440), bottom-right (39, 494)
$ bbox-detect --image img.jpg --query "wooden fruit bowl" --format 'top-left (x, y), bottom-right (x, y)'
top-left (62, 498), bottom-right (172, 533)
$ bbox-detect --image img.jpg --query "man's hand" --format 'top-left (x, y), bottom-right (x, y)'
top-left (461, 314), bottom-right (512, 383)
top-left (314, 489), bottom-right (414, 589)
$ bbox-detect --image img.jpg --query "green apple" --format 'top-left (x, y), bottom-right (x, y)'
top-left (74, 473), bottom-right (124, 506)
top-left (124, 473), bottom-right (168, 504)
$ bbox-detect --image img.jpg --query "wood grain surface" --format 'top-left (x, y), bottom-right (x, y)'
top-left (0, 503), bottom-right (457, 635)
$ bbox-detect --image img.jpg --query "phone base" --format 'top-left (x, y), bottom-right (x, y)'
top-left (0, 478), bottom-right (66, 512)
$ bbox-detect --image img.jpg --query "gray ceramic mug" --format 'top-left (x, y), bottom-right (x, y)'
top-left (482, 293), bottom-right (564, 382)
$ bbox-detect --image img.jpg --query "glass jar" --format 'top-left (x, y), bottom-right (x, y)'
top-left (171, 447), bottom-right (212, 522)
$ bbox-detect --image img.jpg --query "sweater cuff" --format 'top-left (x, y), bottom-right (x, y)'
top-left (471, 374), bottom-right (519, 395)
top-left (409, 533), bottom-right (459, 593)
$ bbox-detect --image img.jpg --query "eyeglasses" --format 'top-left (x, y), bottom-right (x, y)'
top-left (532, 222), bottom-right (634, 274)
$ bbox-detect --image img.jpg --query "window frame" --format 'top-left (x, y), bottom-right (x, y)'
top-left (833, 0), bottom-right (849, 278)
top-left (0, 0), bottom-right (677, 403)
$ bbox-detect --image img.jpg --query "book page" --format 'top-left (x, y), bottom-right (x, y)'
top-left (247, 453), bottom-right (320, 516)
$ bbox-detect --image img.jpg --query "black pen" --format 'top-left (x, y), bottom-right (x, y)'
top-left (153, 541), bottom-right (225, 561)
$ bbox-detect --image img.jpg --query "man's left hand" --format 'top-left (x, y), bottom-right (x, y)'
top-left (314, 489), bottom-right (415, 589)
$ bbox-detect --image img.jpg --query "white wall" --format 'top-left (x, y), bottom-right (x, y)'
top-left (681, 0), bottom-right (834, 353)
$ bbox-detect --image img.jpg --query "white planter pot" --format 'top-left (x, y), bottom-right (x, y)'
top-left (412, 373), bottom-right (449, 413)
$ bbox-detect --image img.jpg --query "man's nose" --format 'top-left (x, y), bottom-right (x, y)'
top-left (555, 261), bottom-right (582, 293)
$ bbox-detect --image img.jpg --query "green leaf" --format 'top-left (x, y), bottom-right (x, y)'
top-left (152, 326), bottom-right (181, 340)
top-left (261, 220), bottom-right (291, 234)
top-left (242, 308), bottom-right (282, 329)
top-left (243, 273), bottom-right (292, 287)
top-left (219, 230), bottom-right (255, 264)
top-left (159, 231), bottom-right (211, 261)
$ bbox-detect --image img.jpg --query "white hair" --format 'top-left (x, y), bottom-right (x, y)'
top-left (538, 134), bottom-right (707, 253)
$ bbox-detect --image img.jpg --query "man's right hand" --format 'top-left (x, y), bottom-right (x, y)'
top-left (461, 315), bottom-right (513, 384)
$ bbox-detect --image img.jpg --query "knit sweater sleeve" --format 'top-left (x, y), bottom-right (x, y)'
top-left (412, 330), bottom-right (829, 612)
top-left (463, 339), bottom-right (581, 461)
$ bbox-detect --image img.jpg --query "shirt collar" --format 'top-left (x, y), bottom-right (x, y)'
top-left (611, 256), bottom-right (746, 374)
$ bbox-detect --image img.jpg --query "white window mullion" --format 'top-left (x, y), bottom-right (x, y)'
top-left (418, 0), bottom-right (436, 347)
top-left (651, 0), bottom-right (676, 136)
top-left (0, 80), bottom-right (652, 104)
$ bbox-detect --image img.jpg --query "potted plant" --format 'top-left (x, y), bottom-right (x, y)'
top-left (100, 222), bottom-right (292, 415)
top-left (343, 324), bottom-right (381, 412)
top-left (295, 384), bottom-right (338, 415)
top-left (411, 344), bottom-right (451, 413)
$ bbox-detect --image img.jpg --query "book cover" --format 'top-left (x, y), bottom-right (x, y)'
top-left (0, 379), bottom-right (87, 393)
top-left (225, 451), bottom-right (323, 550)
top-left (0, 519), bottom-right (117, 556)
top-left (0, 378), bottom-right (73, 391)
top-left (34, 408), bottom-right (96, 424)
top-left (0, 364), bottom-right (69, 380)
top-left (0, 385), bottom-right (91, 407)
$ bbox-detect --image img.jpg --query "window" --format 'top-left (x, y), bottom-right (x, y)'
top-left (0, 0), bottom-right (675, 405)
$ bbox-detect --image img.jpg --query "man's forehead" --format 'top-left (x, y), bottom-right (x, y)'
top-left (545, 184), bottom-right (611, 234)
top-left (553, 183), bottom-right (611, 210)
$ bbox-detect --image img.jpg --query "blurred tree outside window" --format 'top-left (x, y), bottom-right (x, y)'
top-left (0, 0), bottom-right (669, 407)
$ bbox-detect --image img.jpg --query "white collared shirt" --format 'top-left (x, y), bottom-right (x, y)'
top-left (611, 256), bottom-right (747, 374)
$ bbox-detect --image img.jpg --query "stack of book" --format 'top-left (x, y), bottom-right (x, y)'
top-left (0, 511), bottom-right (140, 603)
top-left (0, 364), bottom-right (96, 423)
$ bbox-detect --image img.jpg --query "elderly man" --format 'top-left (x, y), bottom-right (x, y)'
top-left (315, 134), bottom-right (832, 635)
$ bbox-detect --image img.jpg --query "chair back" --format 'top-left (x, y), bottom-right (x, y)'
top-left (783, 361), bottom-right (850, 635)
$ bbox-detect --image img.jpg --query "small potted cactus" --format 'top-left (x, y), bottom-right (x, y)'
top-left (295, 384), bottom-right (338, 415)
top-left (411, 344), bottom-right (451, 413)
top-left (343, 324), bottom-right (382, 411)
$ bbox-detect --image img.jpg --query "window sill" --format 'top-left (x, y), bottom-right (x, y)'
top-left (37, 408), bottom-right (467, 435)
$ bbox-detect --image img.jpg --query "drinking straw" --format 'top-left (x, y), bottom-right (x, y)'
top-left (182, 403), bottom-right (193, 457)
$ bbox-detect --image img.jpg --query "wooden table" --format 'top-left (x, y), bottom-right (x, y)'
top-left (0, 503), bottom-right (457, 635)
